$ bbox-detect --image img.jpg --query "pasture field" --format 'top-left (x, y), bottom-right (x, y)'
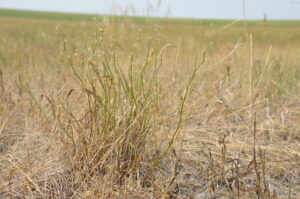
top-left (1, 9), bottom-right (300, 26)
top-left (0, 9), bottom-right (300, 198)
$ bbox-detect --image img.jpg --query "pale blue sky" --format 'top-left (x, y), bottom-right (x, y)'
top-left (1, 0), bottom-right (300, 20)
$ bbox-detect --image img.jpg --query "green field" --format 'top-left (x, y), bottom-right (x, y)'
top-left (0, 9), bottom-right (300, 198)
top-left (1, 8), bottom-right (300, 26)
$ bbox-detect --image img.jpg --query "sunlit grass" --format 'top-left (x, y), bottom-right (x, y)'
top-left (0, 13), bottom-right (300, 198)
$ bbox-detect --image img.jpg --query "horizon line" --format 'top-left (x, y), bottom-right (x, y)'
top-left (1, 7), bottom-right (300, 22)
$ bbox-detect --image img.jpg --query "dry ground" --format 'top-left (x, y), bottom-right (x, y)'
top-left (0, 17), bottom-right (300, 198)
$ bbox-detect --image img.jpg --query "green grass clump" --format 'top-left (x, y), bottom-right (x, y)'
top-left (53, 25), bottom-right (202, 197)
top-left (62, 26), bottom-right (164, 187)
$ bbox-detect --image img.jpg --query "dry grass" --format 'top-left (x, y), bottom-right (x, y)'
top-left (0, 17), bottom-right (300, 198)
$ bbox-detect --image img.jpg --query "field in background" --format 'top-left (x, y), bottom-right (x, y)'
top-left (1, 8), bottom-right (300, 26)
top-left (0, 9), bottom-right (300, 198)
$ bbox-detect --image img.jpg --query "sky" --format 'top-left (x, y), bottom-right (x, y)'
top-left (1, 0), bottom-right (300, 20)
